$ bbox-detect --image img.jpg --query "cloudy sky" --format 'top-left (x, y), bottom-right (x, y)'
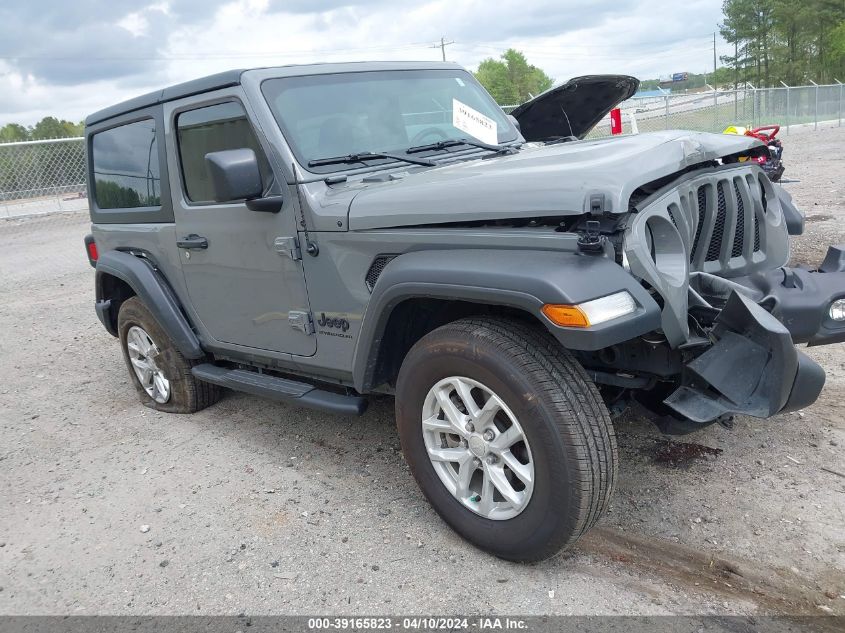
top-left (0, 0), bottom-right (731, 126)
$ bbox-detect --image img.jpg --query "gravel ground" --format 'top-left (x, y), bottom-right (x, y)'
top-left (0, 126), bottom-right (843, 617)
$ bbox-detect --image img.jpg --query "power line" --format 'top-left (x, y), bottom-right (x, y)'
top-left (451, 45), bottom-right (716, 61)
top-left (0, 41), bottom-right (439, 61)
top-left (0, 35), bottom-right (732, 65)
top-left (454, 35), bottom-right (724, 53)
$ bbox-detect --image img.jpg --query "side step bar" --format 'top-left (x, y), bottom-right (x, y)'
top-left (191, 364), bottom-right (368, 416)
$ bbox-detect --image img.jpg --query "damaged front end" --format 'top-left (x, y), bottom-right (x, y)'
top-left (618, 162), bottom-right (845, 431)
top-left (664, 290), bottom-right (825, 424)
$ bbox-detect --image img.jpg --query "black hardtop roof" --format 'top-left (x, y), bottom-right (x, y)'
top-left (85, 69), bottom-right (245, 126)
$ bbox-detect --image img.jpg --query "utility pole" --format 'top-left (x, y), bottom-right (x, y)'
top-left (733, 40), bottom-right (738, 90)
top-left (431, 37), bottom-right (455, 62)
top-left (733, 39), bottom-right (738, 119)
top-left (713, 32), bottom-right (717, 86)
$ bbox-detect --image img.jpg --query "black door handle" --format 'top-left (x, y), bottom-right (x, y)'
top-left (177, 234), bottom-right (208, 250)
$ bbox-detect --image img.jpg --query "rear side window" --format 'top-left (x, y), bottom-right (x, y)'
top-left (92, 119), bottom-right (161, 209)
top-left (176, 101), bottom-right (272, 203)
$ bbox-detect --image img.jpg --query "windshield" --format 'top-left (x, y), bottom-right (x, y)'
top-left (261, 69), bottom-right (518, 173)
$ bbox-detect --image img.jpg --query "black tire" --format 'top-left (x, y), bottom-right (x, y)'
top-left (117, 296), bottom-right (221, 413)
top-left (395, 317), bottom-right (617, 562)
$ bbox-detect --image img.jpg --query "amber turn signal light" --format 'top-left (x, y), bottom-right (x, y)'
top-left (541, 304), bottom-right (590, 328)
top-left (542, 292), bottom-right (638, 328)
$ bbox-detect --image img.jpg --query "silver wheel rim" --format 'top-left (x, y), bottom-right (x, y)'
top-left (421, 376), bottom-right (534, 520)
top-left (126, 325), bottom-right (171, 404)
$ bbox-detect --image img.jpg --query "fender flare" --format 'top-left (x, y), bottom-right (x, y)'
top-left (95, 250), bottom-right (204, 359)
top-left (351, 249), bottom-right (661, 392)
top-left (773, 183), bottom-right (804, 236)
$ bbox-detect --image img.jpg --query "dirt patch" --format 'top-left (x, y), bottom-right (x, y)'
top-left (580, 528), bottom-right (845, 619)
top-left (652, 440), bottom-right (723, 467)
top-left (804, 214), bottom-right (835, 224)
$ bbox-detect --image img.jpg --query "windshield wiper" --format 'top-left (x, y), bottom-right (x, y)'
top-left (308, 151), bottom-right (435, 168)
top-left (405, 137), bottom-right (517, 155)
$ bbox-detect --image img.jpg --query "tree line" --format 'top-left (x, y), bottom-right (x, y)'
top-left (720, 0), bottom-right (845, 87)
top-left (0, 117), bottom-right (84, 143)
top-left (473, 49), bottom-right (554, 105)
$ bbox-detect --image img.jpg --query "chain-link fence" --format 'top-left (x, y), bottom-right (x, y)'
top-left (503, 82), bottom-right (845, 137)
top-left (582, 82), bottom-right (844, 138)
top-left (0, 137), bottom-right (87, 218)
top-left (2, 82), bottom-right (843, 219)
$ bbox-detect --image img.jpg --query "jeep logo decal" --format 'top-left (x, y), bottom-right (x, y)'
top-left (317, 312), bottom-right (350, 332)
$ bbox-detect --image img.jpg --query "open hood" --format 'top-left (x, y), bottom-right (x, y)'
top-left (510, 75), bottom-right (639, 141)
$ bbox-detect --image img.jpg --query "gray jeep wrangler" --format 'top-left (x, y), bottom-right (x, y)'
top-left (83, 61), bottom-right (845, 562)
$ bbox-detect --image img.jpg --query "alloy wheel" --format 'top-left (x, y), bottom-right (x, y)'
top-left (421, 376), bottom-right (534, 520)
top-left (125, 325), bottom-right (171, 404)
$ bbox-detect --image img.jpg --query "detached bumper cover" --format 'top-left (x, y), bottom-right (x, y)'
top-left (665, 292), bottom-right (825, 423)
top-left (737, 245), bottom-right (845, 346)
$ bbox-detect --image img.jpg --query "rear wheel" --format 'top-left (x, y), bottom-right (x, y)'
top-left (117, 296), bottom-right (220, 413)
top-left (395, 317), bottom-right (616, 562)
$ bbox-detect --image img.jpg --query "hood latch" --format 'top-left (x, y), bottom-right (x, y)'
top-left (577, 220), bottom-right (607, 254)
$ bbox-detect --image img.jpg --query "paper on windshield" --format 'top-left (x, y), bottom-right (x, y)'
top-left (452, 99), bottom-right (498, 145)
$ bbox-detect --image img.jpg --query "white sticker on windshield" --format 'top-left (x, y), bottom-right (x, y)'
top-left (452, 98), bottom-right (498, 145)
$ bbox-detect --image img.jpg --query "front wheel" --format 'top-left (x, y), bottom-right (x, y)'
top-left (395, 317), bottom-right (617, 562)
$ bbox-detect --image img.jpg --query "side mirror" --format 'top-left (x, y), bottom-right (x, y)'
top-left (204, 149), bottom-right (283, 213)
top-left (205, 149), bottom-right (262, 202)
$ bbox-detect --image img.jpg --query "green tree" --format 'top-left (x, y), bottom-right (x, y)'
top-left (833, 20), bottom-right (845, 59)
top-left (712, 66), bottom-right (736, 87)
top-left (94, 180), bottom-right (159, 209)
top-left (0, 123), bottom-right (30, 142)
top-left (474, 49), bottom-right (554, 105)
top-left (30, 116), bottom-right (84, 140)
top-left (720, 0), bottom-right (776, 87)
top-left (720, 0), bottom-right (845, 86)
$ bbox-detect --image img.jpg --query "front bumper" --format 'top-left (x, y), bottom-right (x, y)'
top-left (736, 245), bottom-right (845, 346)
top-left (664, 245), bottom-right (845, 423)
top-left (665, 291), bottom-right (826, 423)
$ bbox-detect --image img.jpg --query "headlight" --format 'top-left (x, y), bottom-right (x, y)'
top-left (542, 291), bottom-right (637, 328)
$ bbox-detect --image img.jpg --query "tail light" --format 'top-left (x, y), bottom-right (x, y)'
top-left (84, 234), bottom-right (98, 268)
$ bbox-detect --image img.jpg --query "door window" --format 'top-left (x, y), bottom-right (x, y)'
top-left (176, 101), bottom-right (272, 203)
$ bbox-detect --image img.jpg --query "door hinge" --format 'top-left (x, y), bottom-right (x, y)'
top-left (288, 310), bottom-right (314, 335)
top-left (274, 236), bottom-right (302, 261)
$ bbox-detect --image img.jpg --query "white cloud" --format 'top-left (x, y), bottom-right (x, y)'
top-left (117, 3), bottom-right (175, 38)
top-left (117, 12), bottom-right (150, 37)
top-left (0, 0), bottom-right (729, 126)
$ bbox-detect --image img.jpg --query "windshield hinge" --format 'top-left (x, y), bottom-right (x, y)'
top-left (275, 236), bottom-right (302, 261)
top-left (288, 310), bottom-right (314, 335)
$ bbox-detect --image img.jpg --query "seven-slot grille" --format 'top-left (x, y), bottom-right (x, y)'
top-left (684, 171), bottom-right (768, 272)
